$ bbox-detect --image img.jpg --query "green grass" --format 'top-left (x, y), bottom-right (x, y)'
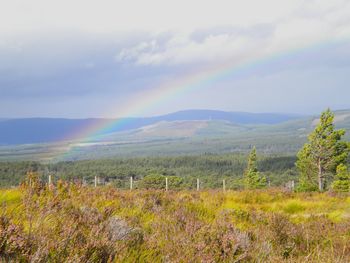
top-left (0, 189), bottom-right (21, 204)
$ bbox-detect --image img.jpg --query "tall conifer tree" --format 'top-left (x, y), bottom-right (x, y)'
top-left (296, 109), bottom-right (349, 191)
top-left (244, 147), bottom-right (266, 189)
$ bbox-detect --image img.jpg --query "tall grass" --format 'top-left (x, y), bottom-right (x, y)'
top-left (1, 183), bottom-right (350, 262)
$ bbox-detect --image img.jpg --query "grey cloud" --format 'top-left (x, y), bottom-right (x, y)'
top-left (0, 32), bottom-right (181, 99)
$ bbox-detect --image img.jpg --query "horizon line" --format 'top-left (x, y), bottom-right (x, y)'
top-left (2, 107), bottom-right (348, 120)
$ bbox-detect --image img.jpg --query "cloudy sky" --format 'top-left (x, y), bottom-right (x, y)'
top-left (1, 0), bottom-right (350, 118)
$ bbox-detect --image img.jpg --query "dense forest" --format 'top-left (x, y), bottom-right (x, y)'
top-left (0, 154), bottom-right (298, 189)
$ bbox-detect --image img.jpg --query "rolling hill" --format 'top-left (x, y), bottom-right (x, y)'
top-left (0, 109), bottom-right (349, 162)
top-left (0, 110), bottom-right (301, 145)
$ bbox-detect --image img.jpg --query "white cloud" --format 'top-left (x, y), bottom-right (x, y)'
top-left (115, 0), bottom-right (350, 66)
top-left (1, 0), bottom-right (349, 67)
top-left (0, 0), bottom-right (349, 69)
top-left (117, 31), bottom-right (270, 66)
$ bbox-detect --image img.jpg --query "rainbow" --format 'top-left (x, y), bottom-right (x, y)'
top-left (52, 37), bottom-right (349, 161)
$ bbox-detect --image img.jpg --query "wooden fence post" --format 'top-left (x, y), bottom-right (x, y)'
top-left (130, 177), bottom-right (133, 190)
top-left (197, 178), bottom-right (200, 191)
top-left (94, 176), bottom-right (97, 188)
top-left (165, 177), bottom-right (168, 192)
top-left (223, 179), bottom-right (226, 192)
top-left (48, 174), bottom-right (52, 190)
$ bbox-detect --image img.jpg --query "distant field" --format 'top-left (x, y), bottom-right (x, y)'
top-left (0, 131), bottom-right (306, 162)
top-left (1, 186), bottom-right (350, 262)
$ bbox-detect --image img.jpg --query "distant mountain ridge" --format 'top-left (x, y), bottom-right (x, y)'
top-left (160, 110), bottom-right (301, 124)
top-left (1, 109), bottom-right (350, 161)
top-left (0, 110), bottom-right (302, 145)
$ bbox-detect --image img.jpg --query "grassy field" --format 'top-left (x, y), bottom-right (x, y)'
top-left (1, 183), bottom-right (350, 262)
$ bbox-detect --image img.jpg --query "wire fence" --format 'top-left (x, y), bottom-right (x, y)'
top-left (40, 174), bottom-right (296, 191)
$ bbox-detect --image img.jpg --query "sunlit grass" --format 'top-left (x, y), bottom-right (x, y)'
top-left (1, 188), bottom-right (349, 222)
top-left (0, 189), bottom-right (21, 204)
top-left (1, 187), bottom-right (350, 262)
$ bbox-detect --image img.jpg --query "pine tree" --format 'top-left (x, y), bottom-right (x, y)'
top-left (244, 147), bottom-right (266, 189)
top-left (296, 109), bottom-right (349, 191)
top-left (296, 144), bottom-right (319, 192)
top-left (332, 164), bottom-right (350, 192)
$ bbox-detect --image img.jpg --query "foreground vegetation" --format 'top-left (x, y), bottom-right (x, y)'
top-left (1, 181), bottom-right (350, 262)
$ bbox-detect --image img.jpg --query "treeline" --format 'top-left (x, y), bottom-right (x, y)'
top-left (0, 154), bottom-right (297, 188)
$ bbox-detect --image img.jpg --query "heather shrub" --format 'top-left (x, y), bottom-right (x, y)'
top-left (1, 182), bottom-right (350, 262)
top-left (0, 215), bottom-right (31, 261)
